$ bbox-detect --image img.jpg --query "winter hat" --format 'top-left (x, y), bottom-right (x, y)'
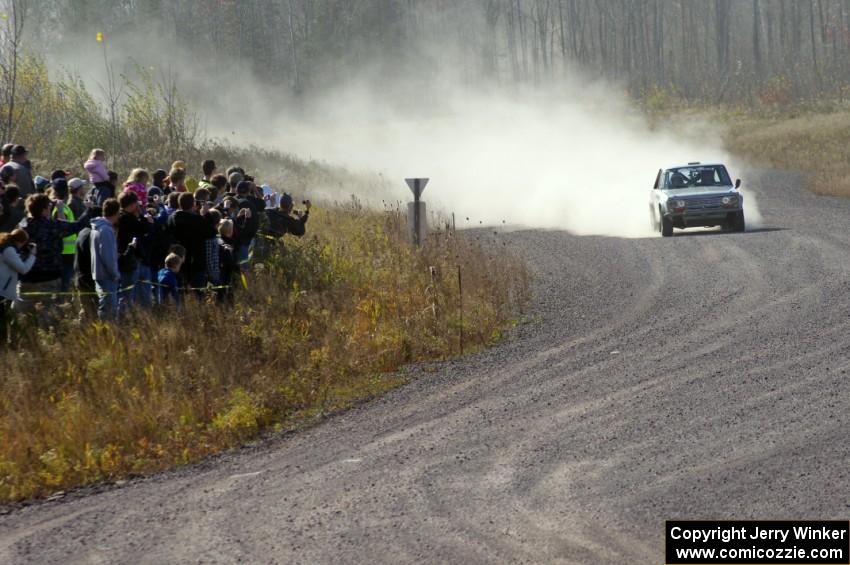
top-left (34, 176), bottom-right (50, 192)
top-left (68, 177), bottom-right (86, 191)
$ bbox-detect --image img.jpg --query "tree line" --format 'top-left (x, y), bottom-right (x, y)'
top-left (8, 0), bottom-right (850, 105)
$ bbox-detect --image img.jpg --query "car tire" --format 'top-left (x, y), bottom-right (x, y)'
top-left (649, 206), bottom-right (660, 231)
top-left (733, 210), bottom-right (746, 232)
top-left (661, 215), bottom-right (673, 237)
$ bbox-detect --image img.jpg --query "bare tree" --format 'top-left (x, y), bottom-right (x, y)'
top-left (0, 0), bottom-right (27, 142)
top-left (97, 38), bottom-right (125, 169)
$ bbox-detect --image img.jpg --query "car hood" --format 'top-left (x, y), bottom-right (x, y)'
top-left (661, 186), bottom-right (738, 199)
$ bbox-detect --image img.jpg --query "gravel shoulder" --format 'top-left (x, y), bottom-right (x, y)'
top-left (2, 170), bottom-right (850, 564)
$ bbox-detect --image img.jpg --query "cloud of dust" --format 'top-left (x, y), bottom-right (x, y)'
top-left (220, 75), bottom-right (759, 238)
top-left (43, 30), bottom-right (761, 238)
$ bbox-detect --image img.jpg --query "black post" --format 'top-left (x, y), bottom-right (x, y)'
top-left (457, 264), bottom-right (463, 355)
top-left (413, 179), bottom-right (421, 246)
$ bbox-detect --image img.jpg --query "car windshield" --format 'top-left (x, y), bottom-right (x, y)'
top-left (664, 165), bottom-right (732, 189)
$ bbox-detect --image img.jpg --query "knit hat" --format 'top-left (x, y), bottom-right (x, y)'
top-left (34, 176), bottom-right (50, 192)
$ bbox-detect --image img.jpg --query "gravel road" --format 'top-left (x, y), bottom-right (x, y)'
top-left (2, 170), bottom-right (850, 564)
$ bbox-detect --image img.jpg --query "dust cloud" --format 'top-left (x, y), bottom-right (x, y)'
top-left (48, 38), bottom-right (760, 238)
top-left (222, 76), bottom-right (756, 238)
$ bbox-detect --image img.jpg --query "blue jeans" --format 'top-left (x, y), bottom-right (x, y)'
top-left (95, 279), bottom-right (119, 320)
top-left (237, 243), bottom-right (251, 272)
top-left (119, 267), bottom-right (139, 315)
top-left (135, 264), bottom-right (153, 308)
top-left (60, 255), bottom-right (74, 293)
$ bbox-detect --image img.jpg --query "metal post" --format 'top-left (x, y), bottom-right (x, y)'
top-left (405, 178), bottom-right (429, 247)
top-left (457, 264), bottom-right (463, 355)
top-left (413, 180), bottom-right (421, 246)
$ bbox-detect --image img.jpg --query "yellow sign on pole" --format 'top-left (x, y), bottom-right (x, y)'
top-left (96, 32), bottom-right (103, 43)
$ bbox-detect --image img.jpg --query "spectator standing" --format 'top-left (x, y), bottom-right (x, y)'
top-left (34, 176), bottom-right (50, 193)
top-left (136, 197), bottom-right (167, 306)
top-left (234, 181), bottom-right (263, 271)
top-left (209, 174), bottom-right (228, 204)
top-left (0, 143), bottom-right (12, 167)
top-left (16, 193), bottom-right (90, 323)
top-left (74, 206), bottom-right (102, 319)
top-left (265, 193), bottom-right (310, 238)
top-left (116, 191), bottom-right (152, 312)
top-left (91, 199), bottom-right (121, 320)
top-left (167, 192), bottom-right (215, 289)
top-left (227, 172), bottom-right (243, 196)
top-left (0, 145), bottom-right (34, 196)
top-left (198, 160), bottom-right (216, 191)
top-left (0, 229), bottom-right (36, 341)
top-left (217, 219), bottom-right (237, 303)
top-left (67, 178), bottom-right (88, 219)
top-left (0, 185), bottom-right (23, 233)
top-left (169, 169), bottom-right (187, 193)
top-left (49, 178), bottom-right (77, 293)
top-left (149, 169), bottom-right (167, 199)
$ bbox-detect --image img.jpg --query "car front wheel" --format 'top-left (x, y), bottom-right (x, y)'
top-left (649, 206), bottom-right (660, 231)
top-left (661, 214), bottom-right (673, 237)
top-left (733, 210), bottom-right (745, 232)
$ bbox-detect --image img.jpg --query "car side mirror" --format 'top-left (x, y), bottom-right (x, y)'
top-left (735, 179), bottom-right (742, 189)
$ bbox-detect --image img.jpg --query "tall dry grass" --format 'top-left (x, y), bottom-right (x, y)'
top-left (0, 201), bottom-right (529, 502)
top-left (724, 111), bottom-right (850, 197)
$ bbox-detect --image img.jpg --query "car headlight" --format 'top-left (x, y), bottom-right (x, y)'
top-left (669, 199), bottom-right (686, 209)
top-left (721, 196), bottom-right (738, 205)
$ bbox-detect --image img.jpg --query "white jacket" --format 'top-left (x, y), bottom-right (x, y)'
top-left (0, 245), bottom-right (36, 301)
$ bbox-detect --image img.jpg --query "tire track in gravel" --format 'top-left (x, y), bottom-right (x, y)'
top-left (3, 169), bottom-right (850, 564)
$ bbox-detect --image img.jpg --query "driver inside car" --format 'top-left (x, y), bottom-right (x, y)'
top-left (696, 169), bottom-right (716, 186)
top-left (670, 173), bottom-right (688, 188)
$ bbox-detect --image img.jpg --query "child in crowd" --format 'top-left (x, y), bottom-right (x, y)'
top-left (157, 252), bottom-right (182, 305)
top-left (84, 149), bottom-right (112, 205)
top-left (217, 219), bottom-right (236, 303)
top-left (124, 168), bottom-right (150, 207)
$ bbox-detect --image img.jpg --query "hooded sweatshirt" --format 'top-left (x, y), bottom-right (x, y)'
top-left (90, 216), bottom-right (120, 283)
top-left (0, 244), bottom-right (36, 301)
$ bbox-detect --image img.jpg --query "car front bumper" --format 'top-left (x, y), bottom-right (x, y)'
top-left (666, 208), bottom-right (742, 228)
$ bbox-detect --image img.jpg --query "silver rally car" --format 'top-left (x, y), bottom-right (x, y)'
top-left (649, 162), bottom-right (744, 237)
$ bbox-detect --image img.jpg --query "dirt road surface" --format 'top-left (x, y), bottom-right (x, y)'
top-left (2, 171), bottom-right (849, 564)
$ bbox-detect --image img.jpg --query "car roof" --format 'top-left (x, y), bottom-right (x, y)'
top-left (664, 162), bottom-right (727, 170)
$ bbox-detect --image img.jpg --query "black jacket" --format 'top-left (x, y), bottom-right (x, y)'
top-left (74, 227), bottom-right (94, 287)
top-left (116, 211), bottom-right (152, 273)
top-left (265, 209), bottom-right (308, 238)
top-left (167, 210), bottom-right (216, 277)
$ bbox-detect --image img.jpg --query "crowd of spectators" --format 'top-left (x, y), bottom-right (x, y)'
top-left (0, 144), bottom-right (310, 336)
